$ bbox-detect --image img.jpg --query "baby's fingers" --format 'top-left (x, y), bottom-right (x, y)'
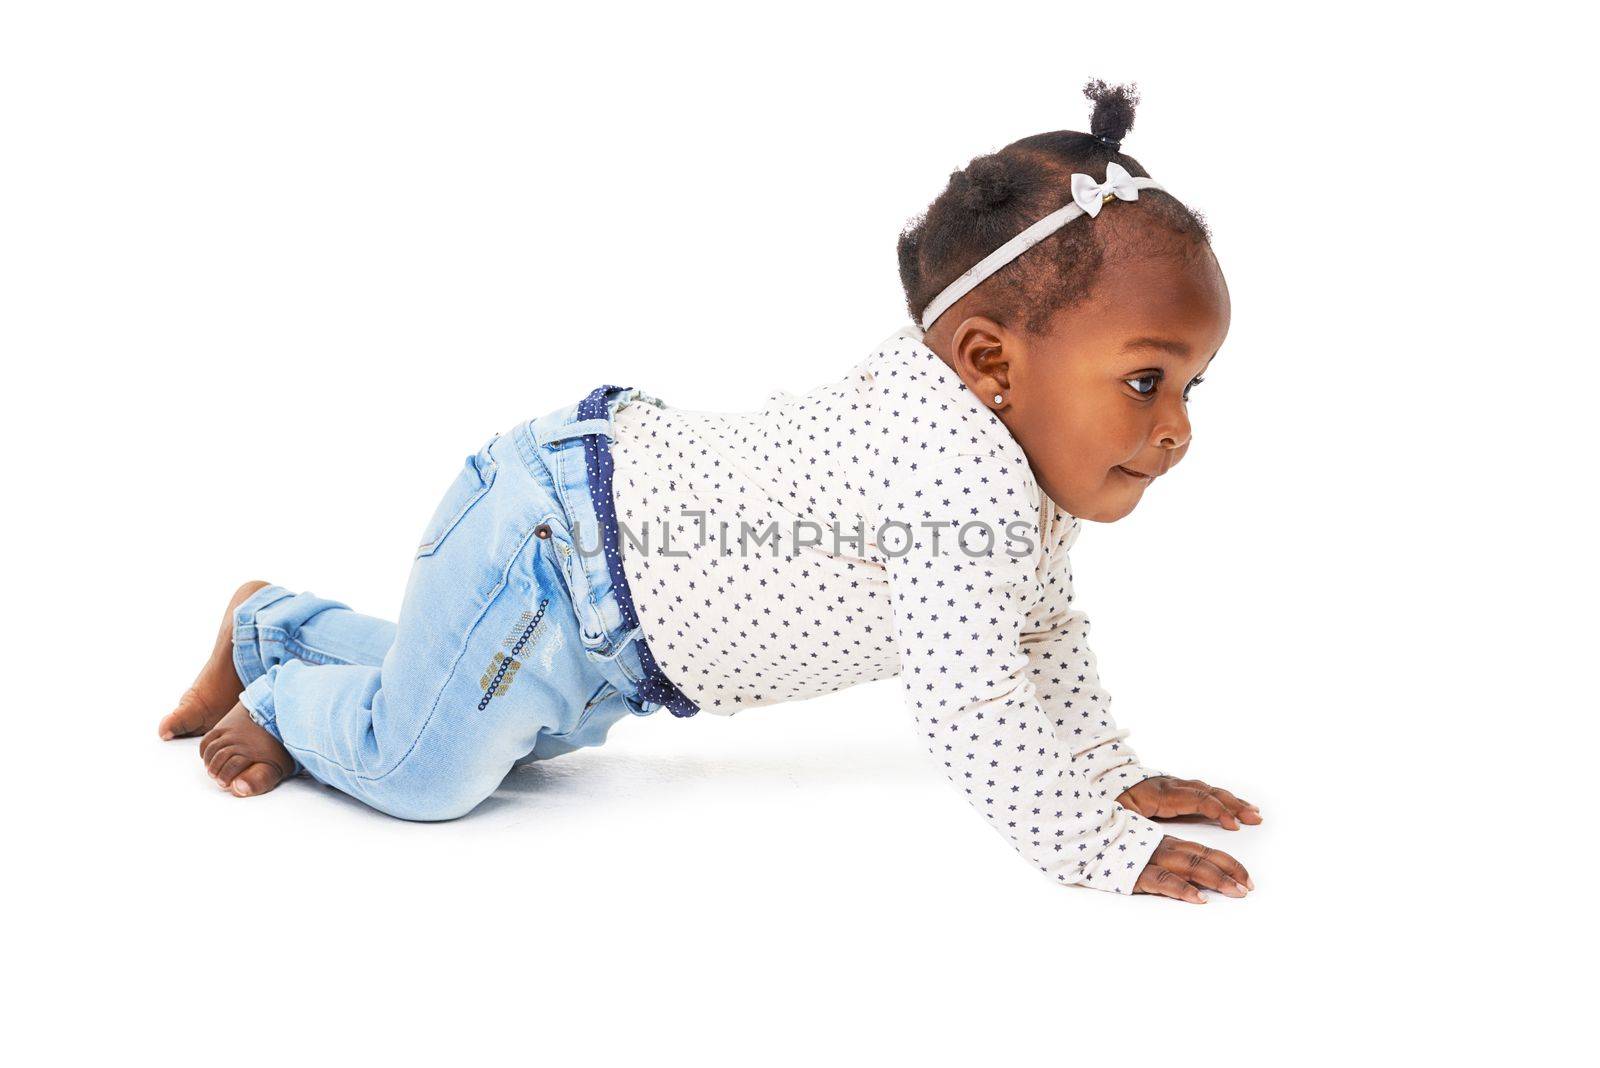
top-left (1166, 785), bottom-right (1238, 828)
top-left (1167, 837), bottom-right (1253, 892)
top-left (1212, 786), bottom-right (1262, 825)
top-left (1196, 788), bottom-right (1240, 830)
top-left (1137, 863), bottom-right (1207, 905)
top-left (1176, 849), bottom-right (1247, 898)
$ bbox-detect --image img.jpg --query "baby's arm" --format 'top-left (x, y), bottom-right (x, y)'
top-left (875, 449), bottom-right (1170, 894)
top-left (1022, 524), bottom-right (1163, 804)
top-left (876, 446), bottom-right (1252, 901)
top-left (1026, 508), bottom-right (1262, 833)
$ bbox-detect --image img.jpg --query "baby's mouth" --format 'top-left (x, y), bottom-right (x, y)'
top-left (1115, 465), bottom-right (1154, 481)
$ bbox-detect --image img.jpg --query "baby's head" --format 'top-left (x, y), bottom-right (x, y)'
top-left (898, 80), bottom-right (1230, 523)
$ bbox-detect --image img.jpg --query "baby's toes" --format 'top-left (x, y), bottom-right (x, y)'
top-left (206, 740), bottom-right (241, 781)
top-left (231, 762), bottom-right (285, 797)
top-left (215, 752), bottom-right (253, 788)
top-left (199, 727), bottom-right (226, 771)
top-left (162, 687), bottom-right (217, 740)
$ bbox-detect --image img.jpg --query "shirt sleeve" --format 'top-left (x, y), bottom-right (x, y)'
top-left (873, 446), bottom-right (1164, 895)
top-left (1023, 506), bottom-right (1166, 803)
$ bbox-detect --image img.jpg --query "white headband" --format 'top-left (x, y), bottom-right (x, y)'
top-left (918, 161), bottom-right (1165, 332)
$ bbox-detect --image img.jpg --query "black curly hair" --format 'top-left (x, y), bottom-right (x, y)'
top-left (898, 79), bottom-right (1213, 337)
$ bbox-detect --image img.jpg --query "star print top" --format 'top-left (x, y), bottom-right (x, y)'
top-left (606, 324), bottom-right (1167, 893)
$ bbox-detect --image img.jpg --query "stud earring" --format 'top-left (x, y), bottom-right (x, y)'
top-left (993, 393), bottom-right (1004, 405)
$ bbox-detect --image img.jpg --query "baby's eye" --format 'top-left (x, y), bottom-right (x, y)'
top-left (1127, 374), bottom-right (1159, 396)
top-left (1183, 374), bottom-right (1206, 401)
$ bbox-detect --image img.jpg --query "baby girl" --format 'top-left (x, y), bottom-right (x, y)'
top-left (160, 80), bottom-right (1260, 904)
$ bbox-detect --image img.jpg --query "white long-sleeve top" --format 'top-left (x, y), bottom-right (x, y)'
top-left (607, 324), bottom-right (1166, 893)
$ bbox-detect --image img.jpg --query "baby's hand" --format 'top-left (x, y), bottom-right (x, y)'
top-left (1134, 835), bottom-right (1253, 904)
top-left (1118, 775), bottom-right (1262, 831)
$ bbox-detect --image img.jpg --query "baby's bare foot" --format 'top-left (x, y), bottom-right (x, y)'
top-left (201, 703), bottom-right (295, 797)
top-left (160, 580), bottom-right (270, 740)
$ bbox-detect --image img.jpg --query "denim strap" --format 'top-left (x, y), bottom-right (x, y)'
top-left (533, 416), bottom-right (613, 446)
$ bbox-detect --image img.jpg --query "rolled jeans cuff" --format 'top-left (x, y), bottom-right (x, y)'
top-left (231, 583), bottom-right (298, 690)
top-left (239, 669), bottom-right (303, 777)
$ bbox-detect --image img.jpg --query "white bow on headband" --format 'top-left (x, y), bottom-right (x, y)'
top-left (916, 162), bottom-right (1167, 332)
top-left (1070, 161), bottom-right (1145, 218)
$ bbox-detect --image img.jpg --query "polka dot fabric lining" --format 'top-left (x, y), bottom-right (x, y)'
top-left (577, 385), bottom-right (701, 718)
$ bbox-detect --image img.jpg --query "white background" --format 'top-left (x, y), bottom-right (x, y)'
top-left (3, 2), bottom-right (1592, 1063)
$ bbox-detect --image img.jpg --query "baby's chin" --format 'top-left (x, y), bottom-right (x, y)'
top-left (1042, 476), bottom-right (1147, 523)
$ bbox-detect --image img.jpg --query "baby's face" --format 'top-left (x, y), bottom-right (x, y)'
top-left (1004, 246), bottom-right (1231, 522)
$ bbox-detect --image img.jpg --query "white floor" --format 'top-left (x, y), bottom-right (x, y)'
top-left (15, 661), bottom-right (1537, 1066)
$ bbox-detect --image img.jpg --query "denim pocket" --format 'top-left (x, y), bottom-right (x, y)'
top-left (606, 632), bottom-right (648, 689)
top-left (582, 679), bottom-right (618, 712)
top-left (550, 679), bottom-right (642, 741)
top-left (415, 436), bottom-right (499, 558)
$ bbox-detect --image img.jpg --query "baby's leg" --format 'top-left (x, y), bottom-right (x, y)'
top-left (222, 564), bottom-right (592, 817)
top-left (202, 430), bottom-right (620, 817)
top-left (160, 583), bottom-right (397, 741)
top-left (191, 584), bottom-right (404, 794)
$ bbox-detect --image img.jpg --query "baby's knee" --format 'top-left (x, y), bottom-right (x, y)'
top-left (357, 758), bottom-right (503, 822)
top-left (376, 792), bottom-right (485, 823)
